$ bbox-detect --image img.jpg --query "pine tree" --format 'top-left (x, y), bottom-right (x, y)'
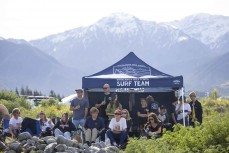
top-left (15, 87), bottom-right (19, 95)
top-left (21, 87), bottom-right (25, 95)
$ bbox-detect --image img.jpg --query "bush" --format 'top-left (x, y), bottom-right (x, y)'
top-left (39, 98), bottom-right (60, 107)
top-left (0, 90), bottom-right (31, 113)
top-left (125, 98), bottom-right (229, 153)
top-left (20, 105), bottom-right (71, 119)
top-left (0, 99), bottom-right (19, 113)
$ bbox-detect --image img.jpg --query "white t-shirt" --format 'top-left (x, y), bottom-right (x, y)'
top-left (158, 114), bottom-right (166, 122)
top-left (109, 117), bottom-right (127, 131)
top-left (176, 103), bottom-right (191, 121)
top-left (40, 118), bottom-right (54, 131)
top-left (9, 116), bottom-right (23, 128)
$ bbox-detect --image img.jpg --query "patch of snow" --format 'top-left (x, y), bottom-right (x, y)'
top-left (177, 36), bottom-right (189, 42)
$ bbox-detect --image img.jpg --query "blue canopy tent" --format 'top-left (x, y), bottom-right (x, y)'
top-left (82, 52), bottom-right (185, 127)
top-left (83, 52), bottom-right (183, 90)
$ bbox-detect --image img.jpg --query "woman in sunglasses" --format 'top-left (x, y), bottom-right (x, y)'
top-left (121, 109), bottom-right (132, 134)
top-left (9, 108), bottom-right (23, 138)
top-left (106, 109), bottom-right (127, 148)
top-left (144, 112), bottom-right (162, 139)
top-left (39, 111), bottom-right (54, 137)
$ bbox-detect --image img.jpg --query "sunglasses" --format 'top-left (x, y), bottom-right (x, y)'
top-left (114, 113), bottom-right (121, 115)
top-left (40, 113), bottom-right (44, 115)
top-left (122, 112), bottom-right (127, 114)
top-left (103, 87), bottom-right (108, 89)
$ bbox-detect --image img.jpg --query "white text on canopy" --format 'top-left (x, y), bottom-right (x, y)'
top-left (117, 78), bottom-right (150, 87)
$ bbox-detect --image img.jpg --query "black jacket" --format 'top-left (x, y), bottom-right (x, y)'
top-left (189, 100), bottom-right (203, 123)
top-left (53, 120), bottom-right (76, 133)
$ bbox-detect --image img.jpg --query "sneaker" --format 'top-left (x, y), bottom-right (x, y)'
top-left (113, 142), bottom-right (118, 147)
top-left (86, 141), bottom-right (90, 146)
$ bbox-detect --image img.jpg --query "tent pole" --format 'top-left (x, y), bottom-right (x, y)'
top-left (181, 87), bottom-right (185, 126)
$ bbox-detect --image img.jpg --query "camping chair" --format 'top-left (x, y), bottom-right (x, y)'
top-left (21, 117), bottom-right (41, 137)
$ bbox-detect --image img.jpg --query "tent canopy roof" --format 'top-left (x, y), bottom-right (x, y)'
top-left (82, 52), bottom-right (183, 90)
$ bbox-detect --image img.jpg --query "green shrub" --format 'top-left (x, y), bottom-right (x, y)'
top-left (0, 90), bottom-right (31, 112)
top-left (125, 98), bottom-right (229, 153)
top-left (0, 99), bottom-right (19, 113)
top-left (39, 98), bottom-right (60, 107)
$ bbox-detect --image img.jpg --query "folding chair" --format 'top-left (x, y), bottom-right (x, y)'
top-left (21, 117), bottom-right (41, 137)
top-left (2, 118), bottom-right (10, 141)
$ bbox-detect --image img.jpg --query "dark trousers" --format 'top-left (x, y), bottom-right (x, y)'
top-left (177, 117), bottom-right (189, 126)
top-left (106, 130), bottom-right (127, 146)
top-left (41, 127), bottom-right (52, 137)
top-left (100, 117), bottom-right (109, 142)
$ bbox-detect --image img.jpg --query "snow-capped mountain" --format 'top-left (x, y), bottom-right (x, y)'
top-left (2, 13), bottom-right (229, 94)
top-left (170, 13), bottom-right (229, 53)
top-left (30, 13), bottom-right (211, 76)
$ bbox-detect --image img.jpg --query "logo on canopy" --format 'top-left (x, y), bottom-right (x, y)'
top-left (113, 64), bottom-right (151, 77)
top-left (173, 80), bottom-right (181, 85)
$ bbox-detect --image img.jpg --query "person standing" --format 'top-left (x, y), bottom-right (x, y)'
top-left (175, 96), bottom-right (191, 126)
top-left (146, 95), bottom-right (160, 115)
top-left (106, 93), bottom-right (122, 120)
top-left (95, 83), bottom-right (112, 129)
top-left (137, 98), bottom-right (149, 135)
top-left (167, 97), bottom-right (178, 126)
top-left (70, 89), bottom-right (89, 129)
top-left (189, 92), bottom-right (203, 126)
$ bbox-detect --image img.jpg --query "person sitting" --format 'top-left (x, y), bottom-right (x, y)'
top-left (144, 113), bottom-right (162, 139)
top-left (106, 93), bottom-right (122, 120)
top-left (0, 104), bottom-right (10, 121)
top-left (53, 112), bottom-right (76, 139)
top-left (137, 98), bottom-right (149, 136)
top-left (84, 107), bottom-right (105, 146)
top-left (121, 109), bottom-right (132, 134)
top-left (106, 109), bottom-right (128, 148)
top-left (158, 105), bottom-right (172, 130)
top-left (39, 111), bottom-right (54, 137)
top-left (9, 108), bottom-right (23, 138)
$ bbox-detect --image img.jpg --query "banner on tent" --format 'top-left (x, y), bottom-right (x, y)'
top-left (116, 78), bottom-right (150, 87)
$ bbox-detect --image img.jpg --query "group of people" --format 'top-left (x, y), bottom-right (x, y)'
top-left (0, 83), bottom-right (203, 149)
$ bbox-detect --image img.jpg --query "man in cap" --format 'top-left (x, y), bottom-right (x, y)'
top-left (70, 89), bottom-right (89, 129)
top-left (189, 92), bottom-right (203, 126)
